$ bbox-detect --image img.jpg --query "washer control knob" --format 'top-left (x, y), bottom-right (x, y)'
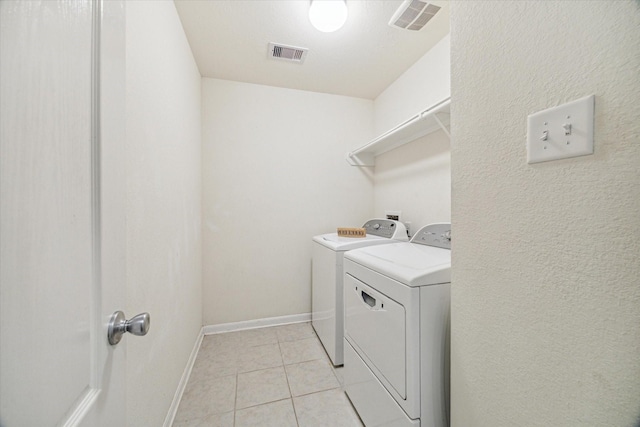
top-left (373, 223), bottom-right (380, 230)
top-left (442, 230), bottom-right (451, 241)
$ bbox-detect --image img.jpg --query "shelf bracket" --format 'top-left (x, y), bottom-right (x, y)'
top-left (432, 112), bottom-right (451, 139)
top-left (346, 151), bottom-right (375, 167)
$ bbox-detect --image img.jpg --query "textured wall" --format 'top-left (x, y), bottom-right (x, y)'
top-left (201, 78), bottom-right (373, 326)
top-left (372, 35), bottom-right (451, 233)
top-left (125, 1), bottom-right (202, 425)
top-left (450, 1), bottom-right (640, 426)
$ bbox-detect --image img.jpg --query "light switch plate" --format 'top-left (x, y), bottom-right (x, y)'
top-left (527, 95), bottom-right (595, 164)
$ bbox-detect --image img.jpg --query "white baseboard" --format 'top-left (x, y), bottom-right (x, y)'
top-left (202, 312), bottom-right (311, 335)
top-left (163, 328), bottom-right (204, 427)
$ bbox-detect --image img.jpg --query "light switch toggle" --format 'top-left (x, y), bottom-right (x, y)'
top-left (540, 130), bottom-right (548, 141)
top-left (562, 123), bottom-right (572, 135)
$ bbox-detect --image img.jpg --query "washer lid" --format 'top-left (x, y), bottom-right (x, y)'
top-left (313, 233), bottom-right (391, 251)
top-left (312, 219), bottom-right (408, 251)
top-left (344, 241), bottom-right (451, 286)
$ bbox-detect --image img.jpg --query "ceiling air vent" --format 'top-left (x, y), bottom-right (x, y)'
top-left (268, 42), bottom-right (308, 64)
top-left (389, 0), bottom-right (441, 31)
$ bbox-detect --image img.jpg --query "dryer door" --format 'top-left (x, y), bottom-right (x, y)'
top-left (344, 274), bottom-right (406, 398)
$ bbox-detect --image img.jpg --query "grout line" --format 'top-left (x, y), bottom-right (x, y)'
top-left (292, 398), bottom-right (301, 427)
top-left (279, 340), bottom-right (300, 426)
top-left (281, 342), bottom-right (294, 398)
top-left (232, 371), bottom-right (238, 427)
top-left (291, 385), bottom-right (342, 399)
top-left (235, 396), bottom-right (292, 412)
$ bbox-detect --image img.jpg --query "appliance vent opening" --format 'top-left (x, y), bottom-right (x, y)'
top-left (389, 0), bottom-right (441, 31)
top-left (268, 43), bottom-right (308, 64)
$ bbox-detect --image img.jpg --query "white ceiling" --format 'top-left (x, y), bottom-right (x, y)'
top-left (174, 0), bottom-right (450, 100)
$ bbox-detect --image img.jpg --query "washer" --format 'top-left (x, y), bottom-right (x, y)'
top-left (312, 219), bottom-right (408, 366)
top-left (343, 223), bottom-right (451, 427)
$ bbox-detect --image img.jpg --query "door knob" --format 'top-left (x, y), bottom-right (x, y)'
top-left (108, 311), bottom-right (150, 345)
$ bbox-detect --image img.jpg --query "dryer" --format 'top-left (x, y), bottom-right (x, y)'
top-left (343, 223), bottom-right (451, 427)
top-left (312, 219), bottom-right (407, 366)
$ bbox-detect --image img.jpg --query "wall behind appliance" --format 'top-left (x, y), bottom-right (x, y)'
top-left (374, 34), bottom-right (450, 135)
top-left (371, 35), bottom-right (451, 234)
top-left (450, 1), bottom-right (640, 426)
top-left (202, 78), bottom-right (374, 326)
top-left (125, 1), bottom-right (202, 425)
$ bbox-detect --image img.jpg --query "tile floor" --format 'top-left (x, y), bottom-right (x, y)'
top-left (172, 322), bottom-right (363, 427)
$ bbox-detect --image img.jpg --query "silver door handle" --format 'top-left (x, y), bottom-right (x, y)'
top-left (108, 311), bottom-right (150, 345)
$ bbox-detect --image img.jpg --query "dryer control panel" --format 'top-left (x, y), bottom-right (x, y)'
top-left (411, 223), bottom-right (451, 249)
top-left (362, 219), bottom-right (407, 240)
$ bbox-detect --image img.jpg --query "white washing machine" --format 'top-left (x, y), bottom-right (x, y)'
top-left (312, 219), bottom-right (408, 366)
top-left (343, 223), bottom-right (451, 427)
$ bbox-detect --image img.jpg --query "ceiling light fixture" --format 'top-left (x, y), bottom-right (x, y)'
top-left (308, 0), bottom-right (348, 33)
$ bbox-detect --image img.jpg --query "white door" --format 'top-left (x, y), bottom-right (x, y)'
top-left (0, 0), bottom-right (128, 425)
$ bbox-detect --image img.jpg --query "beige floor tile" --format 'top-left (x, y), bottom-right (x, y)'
top-left (177, 325), bottom-right (364, 425)
top-left (190, 349), bottom-right (239, 382)
top-left (280, 336), bottom-right (327, 365)
top-left (172, 411), bottom-right (234, 427)
top-left (285, 359), bottom-right (340, 397)
top-left (237, 342), bottom-right (283, 373)
top-left (230, 327), bottom-right (279, 348)
top-left (293, 388), bottom-right (363, 427)
top-left (235, 399), bottom-right (297, 427)
top-left (200, 333), bottom-right (237, 354)
top-left (236, 366), bottom-right (291, 409)
top-left (174, 375), bottom-right (236, 422)
top-left (274, 322), bottom-right (317, 342)
top-left (333, 365), bottom-right (345, 386)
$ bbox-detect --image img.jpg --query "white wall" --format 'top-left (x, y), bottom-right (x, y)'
top-left (372, 35), bottom-right (451, 234)
top-left (374, 34), bottom-right (450, 134)
top-left (125, 2), bottom-right (202, 425)
top-left (202, 78), bottom-right (373, 326)
top-left (450, 1), bottom-right (640, 426)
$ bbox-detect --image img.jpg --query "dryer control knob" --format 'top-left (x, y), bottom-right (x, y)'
top-left (373, 223), bottom-right (381, 230)
top-left (442, 230), bottom-right (451, 241)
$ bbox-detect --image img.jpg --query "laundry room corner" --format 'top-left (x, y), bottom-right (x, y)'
top-left (200, 78), bottom-right (375, 327)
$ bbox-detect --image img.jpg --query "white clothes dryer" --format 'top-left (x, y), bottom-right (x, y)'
top-left (312, 219), bottom-right (408, 366)
top-left (343, 223), bottom-right (451, 427)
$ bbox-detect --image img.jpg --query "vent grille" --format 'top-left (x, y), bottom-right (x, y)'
top-left (389, 0), bottom-right (441, 31)
top-left (268, 43), bottom-right (308, 64)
